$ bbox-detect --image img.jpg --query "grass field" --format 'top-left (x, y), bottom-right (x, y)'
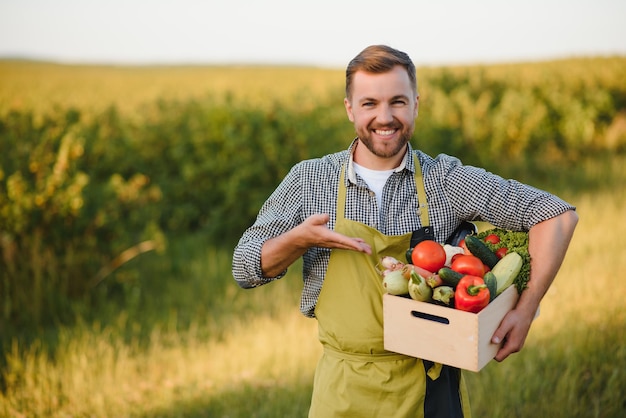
top-left (0, 60), bottom-right (344, 117)
top-left (1, 59), bottom-right (625, 417)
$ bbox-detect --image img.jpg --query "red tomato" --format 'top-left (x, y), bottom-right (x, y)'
top-left (495, 247), bottom-right (508, 259)
top-left (484, 234), bottom-right (500, 244)
top-left (411, 240), bottom-right (446, 273)
top-left (450, 254), bottom-right (485, 277)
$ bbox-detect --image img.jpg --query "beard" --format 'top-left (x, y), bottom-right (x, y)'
top-left (357, 122), bottom-right (413, 159)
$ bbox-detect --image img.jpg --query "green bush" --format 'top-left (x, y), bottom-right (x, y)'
top-left (0, 108), bottom-right (164, 330)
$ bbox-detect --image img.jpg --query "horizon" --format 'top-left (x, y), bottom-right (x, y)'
top-left (1, 52), bottom-right (624, 70)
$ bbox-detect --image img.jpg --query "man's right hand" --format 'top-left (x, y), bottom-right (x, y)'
top-left (300, 214), bottom-right (372, 253)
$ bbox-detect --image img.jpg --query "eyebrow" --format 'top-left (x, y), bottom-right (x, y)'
top-left (358, 94), bottom-right (410, 104)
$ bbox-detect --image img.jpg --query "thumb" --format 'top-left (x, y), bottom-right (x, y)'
top-left (491, 317), bottom-right (512, 345)
top-left (491, 331), bottom-right (505, 345)
top-left (308, 213), bottom-right (330, 226)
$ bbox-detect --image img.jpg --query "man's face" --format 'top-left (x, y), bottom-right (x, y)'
top-left (344, 66), bottom-right (419, 165)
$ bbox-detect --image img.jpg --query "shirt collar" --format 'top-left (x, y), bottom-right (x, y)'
top-left (346, 138), bottom-right (415, 184)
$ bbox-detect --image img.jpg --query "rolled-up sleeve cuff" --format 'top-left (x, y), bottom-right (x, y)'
top-left (232, 238), bottom-right (287, 288)
top-left (524, 195), bottom-right (576, 231)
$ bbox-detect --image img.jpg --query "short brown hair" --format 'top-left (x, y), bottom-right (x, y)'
top-left (345, 45), bottom-right (417, 99)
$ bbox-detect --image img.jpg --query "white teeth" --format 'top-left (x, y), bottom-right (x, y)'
top-left (376, 129), bottom-right (395, 136)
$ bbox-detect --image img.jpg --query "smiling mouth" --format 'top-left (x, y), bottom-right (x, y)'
top-left (374, 128), bottom-right (397, 136)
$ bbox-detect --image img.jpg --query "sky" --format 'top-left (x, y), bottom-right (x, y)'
top-left (1, 0), bottom-right (625, 68)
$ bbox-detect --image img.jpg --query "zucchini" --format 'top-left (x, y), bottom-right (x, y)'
top-left (483, 271), bottom-right (498, 302)
top-left (432, 285), bottom-right (455, 306)
top-left (464, 235), bottom-right (500, 268)
top-left (491, 252), bottom-right (524, 295)
top-left (438, 267), bottom-right (464, 288)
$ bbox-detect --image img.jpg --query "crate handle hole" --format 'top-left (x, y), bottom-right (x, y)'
top-left (410, 310), bottom-right (450, 324)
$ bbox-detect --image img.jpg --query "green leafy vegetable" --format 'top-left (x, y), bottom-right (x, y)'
top-left (477, 228), bottom-right (530, 293)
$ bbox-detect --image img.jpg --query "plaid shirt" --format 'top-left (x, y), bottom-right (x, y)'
top-left (232, 139), bottom-right (575, 318)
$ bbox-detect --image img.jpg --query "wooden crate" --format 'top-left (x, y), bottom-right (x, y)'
top-left (383, 285), bottom-right (519, 372)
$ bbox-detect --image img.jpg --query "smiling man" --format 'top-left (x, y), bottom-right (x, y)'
top-left (232, 45), bottom-right (578, 417)
top-left (346, 64), bottom-right (418, 167)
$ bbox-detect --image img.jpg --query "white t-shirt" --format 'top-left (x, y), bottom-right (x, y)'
top-left (353, 162), bottom-right (395, 209)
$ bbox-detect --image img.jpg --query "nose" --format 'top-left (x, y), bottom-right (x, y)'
top-left (376, 104), bottom-right (394, 125)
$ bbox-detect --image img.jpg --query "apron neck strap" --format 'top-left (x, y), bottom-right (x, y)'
top-left (338, 165), bottom-right (348, 222)
top-left (413, 154), bottom-right (430, 227)
top-left (337, 153), bottom-right (429, 227)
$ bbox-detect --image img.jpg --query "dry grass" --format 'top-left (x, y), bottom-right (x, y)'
top-left (0, 304), bottom-right (320, 417)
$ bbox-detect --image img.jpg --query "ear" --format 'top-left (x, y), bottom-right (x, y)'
top-left (344, 97), bottom-right (355, 122)
top-left (414, 95), bottom-right (420, 118)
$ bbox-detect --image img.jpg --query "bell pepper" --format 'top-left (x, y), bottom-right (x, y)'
top-left (454, 275), bottom-right (490, 313)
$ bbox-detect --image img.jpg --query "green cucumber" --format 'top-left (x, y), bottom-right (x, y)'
top-left (464, 235), bottom-right (500, 269)
top-left (438, 267), bottom-right (464, 288)
top-left (483, 271), bottom-right (498, 302)
top-left (406, 247), bottom-right (414, 263)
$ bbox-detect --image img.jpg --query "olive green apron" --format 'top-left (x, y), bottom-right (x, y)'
top-left (309, 159), bottom-right (471, 418)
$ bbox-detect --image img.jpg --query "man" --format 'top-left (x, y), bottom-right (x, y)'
top-left (232, 45), bottom-right (578, 417)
